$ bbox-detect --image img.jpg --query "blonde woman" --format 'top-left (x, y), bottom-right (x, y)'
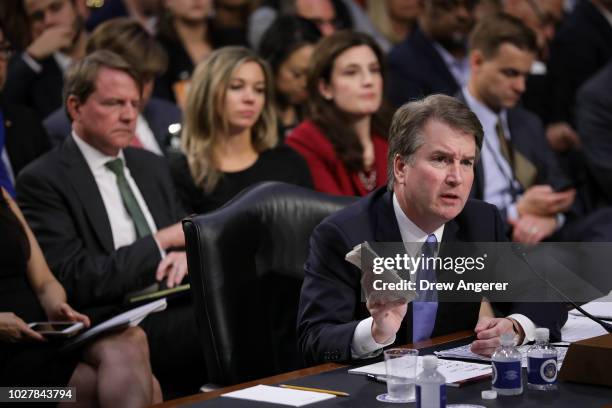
top-left (170, 47), bottom-right (312, 213)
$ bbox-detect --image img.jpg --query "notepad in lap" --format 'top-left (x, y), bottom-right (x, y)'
top-left (222, 385), bottom-right (335, 406)
top-left (349, 357), bottom-right (492, 384)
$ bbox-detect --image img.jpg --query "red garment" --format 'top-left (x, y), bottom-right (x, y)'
top-left (286, 120), bottom-right (388, 196)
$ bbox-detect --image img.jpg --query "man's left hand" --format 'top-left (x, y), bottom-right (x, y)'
top-left (470, 316), bottom-right (516, 357)
top-left (156, 251), bottom-right (188, 288)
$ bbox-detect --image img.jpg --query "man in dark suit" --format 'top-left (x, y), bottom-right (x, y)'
top-left (4, 0), bottom-right (88, 118)
top-left (575, 60), bottom-right (612, 207)
top-left (16, 50), bottom-right (205, 394)
top-left (297, 94), bottom-right (567, 366)
top-left (387, 0), bottom-right (476, 107)
top-left (0, 22), bottom-right (51, 197)
top-left (43, 17), bottom-right (181, 155)
top-left (460, 13), bottom-right (576, 244)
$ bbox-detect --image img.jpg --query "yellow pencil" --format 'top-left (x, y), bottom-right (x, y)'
top-left (279, 384), bottom-right (350, 397)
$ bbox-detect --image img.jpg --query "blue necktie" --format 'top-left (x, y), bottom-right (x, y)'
top-left (0, 110), bottom-right (16, 198)
top-left (412, 234), bottom-right (438, 342)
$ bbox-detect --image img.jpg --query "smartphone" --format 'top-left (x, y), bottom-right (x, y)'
top-left (28, 322), bottom-right (84, 338)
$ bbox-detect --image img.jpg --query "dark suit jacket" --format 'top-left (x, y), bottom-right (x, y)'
top-left (387, 26), bottom-right (460, 107)
top-left (576, 60), bottom-right (612, 206)
top-left (43, 98), bottom-right (182, 155)
top-left (4, 55), bottom-right (64, 119)
top-left (2, 102), bottom-right (51, 177)
top-left (546, 0), bottom-right (612, 125)
top-left (297, 188), bottom-right (567, 365)
top-left (473, 107), bottom-right (570, 202)
top-left (16, 136), bottom-right (185, 309)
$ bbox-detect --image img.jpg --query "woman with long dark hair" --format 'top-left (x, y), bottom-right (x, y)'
top-left (286, 30), bottom-right (391, 196)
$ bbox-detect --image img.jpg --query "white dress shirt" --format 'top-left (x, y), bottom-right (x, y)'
top-left (433, 42), bottom-right (470, 88)
top-left (135, 115), bottom-right (163, 156)
top-left (72, 132), bottom-right (159, 250)
top-left (351, 193), bottom-right (536, 358)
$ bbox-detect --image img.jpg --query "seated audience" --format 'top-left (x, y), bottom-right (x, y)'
top-left (170, 46), bottom-right (312, 214)
top-left (43, 17), bottom-right (182, 156)
top-left (366, 0), bottom-right (422, 45)
top-left (258, 16), bottom-right (321, 140)
top-left (154, 0), bottom-right (246, 107)
top-left (545, 0), bottom-right (612, 154)
top-left (286, 31), bottom-right (390, 196)
top-left (16, 50), bottom-right (206, 395)
top-left (460, 13), bottom-right (575, 243)
top-left (4, 0), bottom-right (88, 118)
top-left (462, 13), bottom-right (612, 243)
top-left (248, 0), bottom-right (389, 52)
top-left (296, 94), bottom-right (567, 365)
top-left (387, 0), bottom-right (477, 107)
top-left (0, 21), bottom-right (51, 197)
top-left (1, 187), bottom-right (161, 406)
top-left (575, 60), bottom-right (612, 208)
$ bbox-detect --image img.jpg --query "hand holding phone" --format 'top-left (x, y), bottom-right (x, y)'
top-left (28, 322), bottom-right (84, 338)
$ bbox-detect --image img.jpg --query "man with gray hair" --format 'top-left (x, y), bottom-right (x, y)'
top-left (297, 94), bottom-right (567, 365)
top-left (16, 50), bottom-right (205, 394)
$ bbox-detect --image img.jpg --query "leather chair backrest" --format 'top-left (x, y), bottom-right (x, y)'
top-left (183, 182), bottom-right (356, 385)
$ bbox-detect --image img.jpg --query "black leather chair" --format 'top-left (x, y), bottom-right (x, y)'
top-left (183, 182), bottom-right (357, 386)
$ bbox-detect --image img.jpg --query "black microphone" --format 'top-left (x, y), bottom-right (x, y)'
top-left (511, 243), bottom-right (612, 333)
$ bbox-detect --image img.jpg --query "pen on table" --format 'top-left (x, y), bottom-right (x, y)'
top-left (366, 374), bottom-right (387, 384)
top-left (278, 384), bottom-right (350, 397)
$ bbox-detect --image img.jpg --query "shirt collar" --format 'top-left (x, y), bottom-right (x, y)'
top-left (462, 87), bottom-right (508, 132)
top-left (392, 193), bottom-right (444, 243)
top-left (71, 131), bottom-right (125, 174)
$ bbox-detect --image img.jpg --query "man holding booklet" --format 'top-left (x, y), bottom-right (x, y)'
top-left (297, 94), bottom-right (567, 365)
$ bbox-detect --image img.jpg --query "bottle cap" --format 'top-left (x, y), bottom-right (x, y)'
top-left (535, 327), bottom-right (550, 342)
top-left (422, 355), bottom-right (438, 369)
top-left (500, 332), bottom-right (515, 346)
top-left (481, 390), bottom-right (497, 400)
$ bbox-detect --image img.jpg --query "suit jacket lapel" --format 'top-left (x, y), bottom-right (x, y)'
top-left (62, 137), bottom-right (114, 253)
top-left (124, 148), bottom-right (165, 229)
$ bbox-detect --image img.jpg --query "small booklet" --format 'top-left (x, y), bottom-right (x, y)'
top-left (61, 298), bottom-right (167, 351)
top-left (349, 356), bottom-right (492, 385)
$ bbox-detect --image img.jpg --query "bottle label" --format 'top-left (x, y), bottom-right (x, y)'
top-left (528, 357), bottom-right (558, 384)
top-left (492, 360), bottom-right (522, 389)
top-left (416, 384), bottom-right (447, 408)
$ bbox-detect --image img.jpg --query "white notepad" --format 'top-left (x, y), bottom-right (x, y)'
top-left (221, 385), bottom-right (335, 407)
top-left (348, 357), bottom-right (491, 384)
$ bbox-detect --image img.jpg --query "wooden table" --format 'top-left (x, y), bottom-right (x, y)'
top-left (153, 330), bottom-right (474, 408)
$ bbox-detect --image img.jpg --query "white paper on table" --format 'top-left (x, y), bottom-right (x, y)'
top-left (346, 242), bottom-right (416, 304)
top-left (433, 344), bottom-right (567, 368)
top-left (569, 299), bottom-right (612, 320)
top-left (562, 313), bottom-right (608, 343)
top-left (221, 385), bottom-right (335, 407)
top-left (348, 356), bottom-right (491, 384)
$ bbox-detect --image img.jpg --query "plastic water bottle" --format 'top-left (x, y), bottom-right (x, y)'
top-left (527, 328), bottom-right (558, 391)
top-left (416, 355), bottom-right (447, 408)
top-left (491, 332), bottom-right (523, 395)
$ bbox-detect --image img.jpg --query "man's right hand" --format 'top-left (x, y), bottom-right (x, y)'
top-left (26, 25), bottom-right (75, 60)
top-left (517, 185), bottom-right (575, 217)
top-left (546, 122), bottom-right (581, 152)
top-left (0, 312), bottom-right (45, 343)
top-left (154, 223), bottom-right (185, 250)
top-left (367, 298), bottom-right (407, 344)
